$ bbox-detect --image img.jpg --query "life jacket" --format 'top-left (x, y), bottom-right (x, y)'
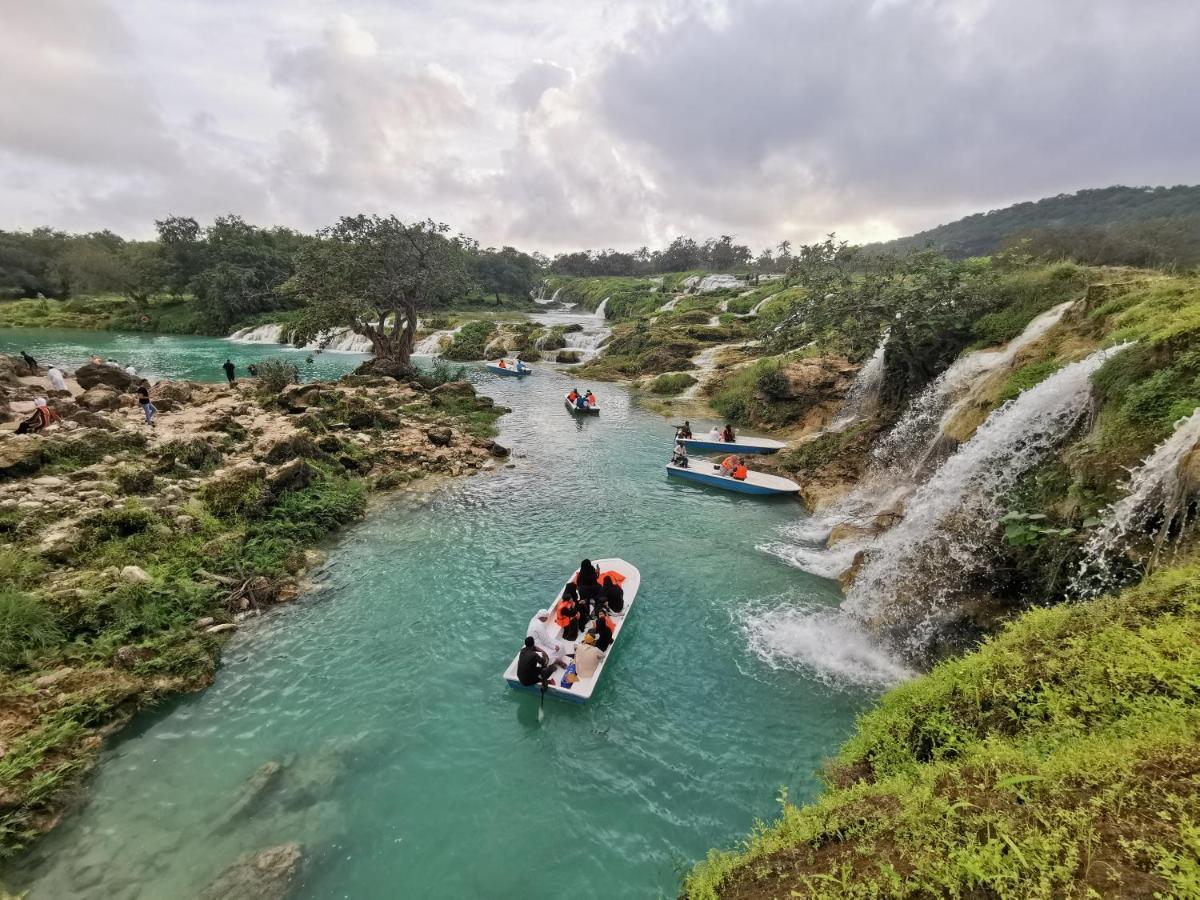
top-left (567, 391), bottom-right (578, 402)
top-left (498, 359), bottom-right (507, 368)
top-left (733, 465), bottom-right (748, 480)
top-left (555, 599), bottom-right (576, 628)
top-left (585, 393), bottom-right (595, 404)
top-left (722, 455), bottom-right (738, 472)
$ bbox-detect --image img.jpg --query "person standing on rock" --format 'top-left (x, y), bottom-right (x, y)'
top-left (20, 351), bottom-right (37, 370)
top-left (136, 379), bottom-right (156, 428)
top-left (46, 365), bottom-right (67, 392)
top-left (222, 359), bottom-right (237, 385)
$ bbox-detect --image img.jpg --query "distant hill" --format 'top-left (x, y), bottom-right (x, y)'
top-left (874, 185), bottom-right (1200, 266)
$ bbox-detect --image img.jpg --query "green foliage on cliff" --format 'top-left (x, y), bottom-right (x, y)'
top-left (441, 319), bottom-right (496, 360)
top-left (685, 562), bottom-right (1200, 899)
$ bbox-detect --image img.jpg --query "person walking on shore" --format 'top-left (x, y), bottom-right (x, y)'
top-left (136, 380), bottom-right (156, 428)
top-left (46, 366), bottom-right (67, 392)
top-left (222, 359), bottom-right (237, 385)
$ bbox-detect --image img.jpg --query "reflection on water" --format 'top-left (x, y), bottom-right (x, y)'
top-left (7, 332), bottom-right (893, 899)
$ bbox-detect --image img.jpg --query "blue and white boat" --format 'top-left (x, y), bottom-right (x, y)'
top-left (503, 558), bottom-right (641, 704)
top-left (666, 461), bottom-right (800, 496)
top-left (486, 358), bottom-right (533, 377)
top-left (677, 435), bottom-right (787, 455)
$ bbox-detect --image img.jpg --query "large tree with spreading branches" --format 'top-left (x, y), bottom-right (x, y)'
top-left (288, 215), bottom-right (468, 376)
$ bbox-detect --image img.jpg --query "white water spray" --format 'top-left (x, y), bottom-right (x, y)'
top-left (1073, 406), bottom-right (1200, 596)
top-left (831, 331), bottom-right (889, 430)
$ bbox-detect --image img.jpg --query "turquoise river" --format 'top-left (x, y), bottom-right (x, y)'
top-left (1, 327), bottom-right (902, 898)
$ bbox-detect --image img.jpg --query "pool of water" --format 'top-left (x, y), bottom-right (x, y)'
top-left (0, 327), bottom-right (368, 383)
top-left (6, 331), bottom-right (888, 898)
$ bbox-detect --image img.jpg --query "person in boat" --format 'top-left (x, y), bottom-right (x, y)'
top-left (592, 611), bottom-right (615, 652)
top-left (721, 454), bottom-right (749, 480)
top-left (601, 575), bottom-right (624, 613)
top-left (555, 587), bottom-right (584, 642)
top-left (567, 388), bottom-right (579, 403)
top-left (16, 398), bottom-right (59, 435)
top-left (707, 425), bottom-right (722, 441)
top-left (721, 424), bottom-right (736, 442)
top-left (584, 390), bottom-right (596, 408)
top-left (498, 358), bottom-right (507, 369)
top-left (222, 359), bottom-right (237, 385)
top-left (573, 632), bottom-right (605, 679)
top-left (20, 351), bottom-right (37, 370)
top-left (577, 559), bottom-right (602, 610)
top-left (677, 421), bottom-right (693, 439)
top-left (670, 442), bottom-right (689, 468)
top-left (526, 609), bottom-right (568, 667)
top-left (516, 637), bottom-right (555, 689)
top-left (46, 365), bottom-right (67, 392)
top-left (136, 379), bottom-right (157, 428)
top-left (516, 359), bottom-right (528, 374)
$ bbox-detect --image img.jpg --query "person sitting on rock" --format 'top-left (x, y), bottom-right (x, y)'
top-left (16, 398), bottom-right (59, 434)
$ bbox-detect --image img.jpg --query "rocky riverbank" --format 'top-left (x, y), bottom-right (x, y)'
top-left (0, 355), bottom-right (507, 860)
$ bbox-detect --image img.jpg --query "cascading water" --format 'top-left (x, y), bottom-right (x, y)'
top-left (1072, 406), bottom-right (1200, 596)
top-left (830, 331), bottom-right (889, 430)
top-left (593, 297), bottom-right (609, 319)
top-left (679, 341), bottom-right (758, 399)
top-left (872, 300), bottom-right (1076, 477)
top-left (656, 295), bottom-right (681, 313)
top-left (229, 323), bottom-right (287, 344)
top-left (844, 343), bottom-right (1131, 656)
top-left (413, 326), bottom-right (462, 357)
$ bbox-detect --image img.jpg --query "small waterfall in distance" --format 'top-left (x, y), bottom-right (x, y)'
top-left (1072, 406), bottom-right (1200, 597)
top-left (830, 330), bottom-right (889, 431)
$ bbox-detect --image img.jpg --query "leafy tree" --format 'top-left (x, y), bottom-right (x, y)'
top-left (656, 236), bottom-right (703, 272)
top-left (117, 242), bottom-right (167, 305)
top-left (190, 216), bottom-right (305, 329)
top-left (703, 235), bottom-right (752, 271)
top-left (470, 245), bottom-right (541, 301)
top-left (154, 215), bottom-right (205, 295)
top-left (288, 216), bottom-right (468, 376)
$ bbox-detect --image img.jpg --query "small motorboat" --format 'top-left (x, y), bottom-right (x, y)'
top-left (486, 358), bottom-right (533, 377)
top-left (677, 435), bottom-right (787, 455)
top-left (503, 558), bottom-right (641, 704)
top-left (565, 393), bottom-right (600, 415)
top-left (666, 461), bottom-right (800, 496)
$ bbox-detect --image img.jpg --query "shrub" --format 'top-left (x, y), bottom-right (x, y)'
top-left (157, 438), bottom-right (223, 472)
top-left (90, 500), bottom-right (156, 541)
top-left (115, 466), bottom-right (156, 495)
top-left (255, 358), bottom-right (298, 393)
top-left (442, 320), bottom-right (496, 360)
top-left (0, 591), bottom-right (62, 669)
top-left (200, 467), bottom-right (266, 519)
top-left (427, 359), bottom-right (468, 385)
top-left (647, 372), bottom-right (697, 395)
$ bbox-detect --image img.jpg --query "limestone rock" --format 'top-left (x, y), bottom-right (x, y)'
top-left (195, 616), bottom-right (216, 628)
top-left (482, 440), bottom-right (510, 458)
top-left (33, 666), bottom-right (75, 689)
top-left (429, 381), bottom-right (475, 401)
top-left (120, 565), bottom-right (151, 583)
top-left (68, 408), bottom-right (119, 431)
top-left (266, 459), bottom-right (315, 497)
top-left (838, 550), bottom-right (868, 591)
top-left (78, 386), bottom-right (123, 411)
top-left (153, 380), bottom-right (194, 403)
top-left (205, 622), bottom-right (238, 635)
top-left (0, 437), bottom-right (44, 477)
top-left (278, 383), bottom-right (328, 413)
top-left (263, 433), bottom-right (324, 465)
top-left (114, 645), bottom-right (158, 668)
top-left (211, 761), bottom-right (284, 833)
top-left (38, 524), bottom-right (83, 561)
top-left (556, 350), bottom-right (583, 364)
top-left (75, 362), bottom-right (137, 392)
top-left (425, 426), bottom-right (454, 447)
top-left (199, 843), bottom-right (302, 900)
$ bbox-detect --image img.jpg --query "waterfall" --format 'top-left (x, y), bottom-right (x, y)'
top-left (830, 331), bottom-right (889, 430)
top-left (1072, 407), bottom-right (1200, 596)
top-left (843, 343), bottom-right (1131, 656)
top-left (413, 326), bottom-right (462, 357)
top-left (656, 295), bottom-right (681, 313)
top-left (312, 328), bottom-right (373, 354)
top-left (872, 300), bottom-right (1076, 476)
top-left (593, 297), bottom-right (609, 319)
top-left (229, 323), bottom-right (288, 344)
top-left (679, 341), bottom-right (758, 399)
top-left (533, 286), bottom-right (563, 306)
top-left (745, 295), bottom-right (773, 317)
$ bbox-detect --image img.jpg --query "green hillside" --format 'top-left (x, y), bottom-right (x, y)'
top-left (875, 185), bottom-right (1200, 267)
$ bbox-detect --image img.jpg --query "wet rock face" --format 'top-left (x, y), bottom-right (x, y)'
top-left (199, 842), bottom-right (303, 900)
top-left (74, 363), bottom-right (137, 392)
top-left (426, 426), bottom-right (454, 447)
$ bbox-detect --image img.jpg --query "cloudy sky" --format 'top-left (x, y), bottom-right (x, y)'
top-left (3, 0), bottom-right (1197, 252)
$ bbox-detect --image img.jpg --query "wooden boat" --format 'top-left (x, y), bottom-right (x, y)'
top-left (486, 358), bottom-right (533, 377)
top-left (503, 558), bottom-right (641, 704)
top-left (677, 435), bottom-right (787, 455)
top-left (665, 461), bottom-right (801, 496)
top-left (564, 393), bottom-right (600, 415)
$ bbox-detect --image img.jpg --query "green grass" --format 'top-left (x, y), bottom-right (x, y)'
top-left (0, 591), bottom-right (62, 669)
top-left (441, 319), bottom-right (496, 360)
top-left (646, 372), bottom-right (697, 395)
top-left (685, 561), bottom-right (1200, 899)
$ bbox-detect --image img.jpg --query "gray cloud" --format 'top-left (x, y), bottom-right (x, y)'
top-left (0, 0), bottom-right (1196, 249)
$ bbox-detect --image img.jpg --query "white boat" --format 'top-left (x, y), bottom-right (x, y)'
top-left (503, 558), bottom-right (641, 704)
top-left (677, 435), bottom-right (787, 455)
top-left (486, 358), bottom-right (533, 377)
top-left (666, 461), bottom-right (801, 496)
top-left (565, 393), bottom-right (600, 415)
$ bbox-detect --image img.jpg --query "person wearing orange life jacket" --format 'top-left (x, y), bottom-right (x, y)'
top-left (567, 388), bottom-right (579, 403)
top-left (498, 358), bottom-right (507, 368)
top-left (584, 390), bottom-right (596, 408)
top-left (592, 611), bottom-right (615, 652)
top-left (721, 454), bottom-right (748, 480)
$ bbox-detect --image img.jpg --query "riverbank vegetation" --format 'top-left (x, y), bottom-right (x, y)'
top-left (0, 365), bottom-right (505, 858)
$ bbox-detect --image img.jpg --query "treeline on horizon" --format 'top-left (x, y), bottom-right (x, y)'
top-left (2, 184), bottom-right (1198, 332)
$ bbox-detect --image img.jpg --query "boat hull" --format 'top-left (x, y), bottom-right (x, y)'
top-left (665, 462), bottom-right (800, 495)
top-left (486, 363), bottom-right (531, 377)
top-left (678, 437), bottom-right (786, 455)
top-left (503, 557), bottom-right (640, 704)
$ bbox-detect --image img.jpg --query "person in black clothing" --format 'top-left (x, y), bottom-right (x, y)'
top-left (247, 363), bottom-right (259, 377)
top-left (577, 559), bottom-right (601, 611)
top-left (677, 420), bottom-right (692, 439)
top-left (136, 379), bottom-right (156, 428)
top-left (592, 615), bottom-right (614, 652)
top-left (516, 637), bottom-right (555, 688)
top-left (222, 359), bottom-right (237, 385)
top-left (560, 583), bottom-right (585, 637)
top-left (602, 575), bottom-right (624, 613)
top-left (20, 351), bottom-right (37, 370)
